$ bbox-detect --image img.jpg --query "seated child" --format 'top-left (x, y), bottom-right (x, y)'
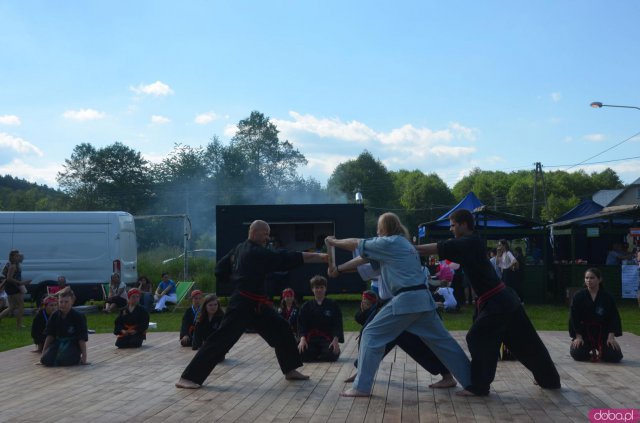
top-left (41, 289), bottom-right (88, 366)
top-left (192, 294), bottom-right (225, 350)
top-left (435, 280), bottom-right (458, 312)
top-left (31, 296), bottom-right (58, 353)
top-left (278, 287), bottom-right (300, 339)
top-left (297, 275), bottom-right (344, 362)
top-left (114, 288), bottom-right (150, 349)
top-left (180, 290), bottom-right (203, 347)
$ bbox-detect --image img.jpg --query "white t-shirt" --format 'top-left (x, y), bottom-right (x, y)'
top-left (436, 287), bottom-right (457, 310)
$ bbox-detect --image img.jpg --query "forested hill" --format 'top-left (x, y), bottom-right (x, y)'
top-left (0, 175), bottom-right (69, 211)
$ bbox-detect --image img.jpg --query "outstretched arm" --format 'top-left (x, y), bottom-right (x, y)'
top-left (325, 236), bottom-right (360, 252)
top-left (415, 243), bottom-right (438, 256)
top-left (302, 252), bottom-right (328, 264)
top-left (328, 255), bottom-right (370, 278)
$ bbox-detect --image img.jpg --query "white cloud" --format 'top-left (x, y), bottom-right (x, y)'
top-left (130, 81), bottom-right (174, 96)
top-left (223, 124), bottom-right (238, 137)
top-left (194, 112), bottom-right (220, 125)
top-left (584, 133), bottom-right (606, 142)
top-left (62, 108), bottom-right (106, 121)
top-left (0, 158), bottom-right (59, 186)
top-left (551, 92), bottom-right (562, 102)
top-left (0, 133), bottom-right (44, 156)
top-left (274, 112), bottom-right (376, 142)
top-left (151, 115), bottom-right (170, 124)
top-left (0, 115), bottom-right (21, 126)
top-left (141, 152), bottom-right (166, 165)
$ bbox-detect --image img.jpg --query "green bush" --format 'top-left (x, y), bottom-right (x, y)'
top-left (138, 248), bottom-right (217, 293)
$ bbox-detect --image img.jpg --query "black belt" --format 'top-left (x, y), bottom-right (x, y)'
top-left (394, 284), bottom-right (428, 296)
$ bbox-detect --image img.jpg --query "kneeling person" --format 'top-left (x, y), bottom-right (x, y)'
top-left (114, 288), bottom-right (150, 348)
top-left (298, 275), bottom-right (343, 362)
top-left (41, 289), bottom-right (88, 366)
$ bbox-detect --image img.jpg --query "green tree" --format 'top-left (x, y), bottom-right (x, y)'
top-left (57, 142), bottom-right (153, 213)
top-left (230, 111), bottom-right (307, 192)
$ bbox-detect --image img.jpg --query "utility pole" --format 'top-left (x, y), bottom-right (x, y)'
top-left (531, 162), bottom-right (548, 220)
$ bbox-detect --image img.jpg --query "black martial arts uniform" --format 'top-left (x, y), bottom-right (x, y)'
top-left (41, 308), bottom-right (88, 367)
top-left (298, 298), bottom-right (343, 362)
top-left (180, 305), bottom-right (200, 347)
top-left (180, 240), bottom-right (306, 385)
top-left (192, 314), bottom-right (224, 350)
top-left (114, 305), bottom-right (149, 348)
top-left (438, 233), bottom-right (560, 395)
top-left (31, 308), bottom-right (50, 350)
top-left (569, 287), bottom-right (623, 363)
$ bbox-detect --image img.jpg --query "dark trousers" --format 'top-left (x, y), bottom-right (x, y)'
top-left (115, 334), bottom-right (145, 348)
top-left (181, 295), bottom-right (303, 385)
top-left (301, 336), bottom-right (340, 362)
top-left (570, 340), bottom-right (623, 363)
top-left (41, 339), bottom-right (81, 367)
top-left (466, 305), bottom-right (560, 395)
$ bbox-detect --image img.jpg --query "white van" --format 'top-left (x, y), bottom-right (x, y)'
top-left (0, 211), bottom-right (138, 304)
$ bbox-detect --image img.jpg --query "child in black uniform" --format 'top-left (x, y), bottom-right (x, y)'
top-left (31, 296), bottom-right (58, 353)
top-left (192, 294), bottom-right (225, 350)
top-left (41, 289), bottom-right (88, 366)
top-left (114, 288), bottom-right (150, 348)
top-left (180, 290), bottom-right (203, 347)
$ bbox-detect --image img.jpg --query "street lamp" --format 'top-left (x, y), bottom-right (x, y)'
top-left (590, 101), bottom-right (640, 111)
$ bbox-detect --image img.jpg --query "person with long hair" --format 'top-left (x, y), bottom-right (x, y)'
top-left (569, 268), bottom-right (623, 363)
top-left (40, 289), bottom-right (88, 366)
top-left (114, 288), bottom-right (149, 349)
top-left (327, 212), bottom-right (471, 397)
top-left (416, 209), bottom-right (560, 396)
top-left (278, 287), bottom-right (299, 338)
top-left (0, 250), bottom-right (32, 328)
top-left (192, 294), bottom-right (225, 350)
top-left (136, 275), bottom-right (154, 313)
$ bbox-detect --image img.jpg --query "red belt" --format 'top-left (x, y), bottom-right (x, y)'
top-left (476, 282), bottom-right (505, 311)
top-left (307, 329), bottom-right (332, 342)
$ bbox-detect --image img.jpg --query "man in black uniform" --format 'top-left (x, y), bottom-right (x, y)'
top-left (416, 209), bottom-right (560, 396)
top-left (176, 220), bottom-right (328, 389)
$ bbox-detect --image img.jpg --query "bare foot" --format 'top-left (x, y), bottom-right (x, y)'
top-left (175, 378), bottom-right (201, 389)
top-left (429, 375), bottom-right (457, 389)
top-left (344, 373), bottom-right (356, 383)
top-left (285, 369), bottom-right (310, 380)
top-left (455, 389), bottom-right (478, 397)
top-left (340, 388), bottom-right (370, 397)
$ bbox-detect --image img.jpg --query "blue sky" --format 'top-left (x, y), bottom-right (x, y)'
top-left (1, 1), bottom-right (639, 190)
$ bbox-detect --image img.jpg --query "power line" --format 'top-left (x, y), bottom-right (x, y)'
top-left (564, 130), bottom-right (640, 171)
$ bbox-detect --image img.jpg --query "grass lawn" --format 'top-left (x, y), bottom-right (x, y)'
top-left (1, 301), bottom-right (638, 353)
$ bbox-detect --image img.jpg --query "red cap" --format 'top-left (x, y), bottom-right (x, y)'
top-left (282, 288), bottom-right (295, 298)
top-left (362, 290), bottom-right (377, 303)
top-left (127, 288), bottom-right (141, 298)
top-left (43, 296), bottom-right (58, 305)
top-left (191, 289), bottom-right (203, 298)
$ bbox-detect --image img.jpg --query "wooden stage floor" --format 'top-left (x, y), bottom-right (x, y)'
top-left (1, 330), bottom-right (639, 422)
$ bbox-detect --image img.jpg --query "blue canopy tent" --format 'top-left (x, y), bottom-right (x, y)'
top-left (554, 198), bottom-right (603, 225)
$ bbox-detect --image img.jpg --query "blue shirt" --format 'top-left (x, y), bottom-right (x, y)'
top-left (359, 235), bottom-right (435, 314)
top-left (158, 279), bottom-right (176, 295)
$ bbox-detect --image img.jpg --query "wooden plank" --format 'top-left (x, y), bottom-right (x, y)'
top-left (0, 331), bottom-right (639, 422)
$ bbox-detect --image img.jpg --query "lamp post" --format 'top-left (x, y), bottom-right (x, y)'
top-left (590, 101), bottom-right (640, 111)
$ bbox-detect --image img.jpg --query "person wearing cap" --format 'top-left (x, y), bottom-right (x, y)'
top-left (175, 219), bottom-right (328, 389)
top-left (297, 275), bottom-right (343, 362)
top-left (180, 289), bottom-right (203, 347)
top-left (41, 288), bottom-right (88, 366)
top-left (31, 296), bottom-right (58, 353)
top-left (278, 287), bottom-right (300, 338)
top-left (114, 288), bottom-right (149, 349)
